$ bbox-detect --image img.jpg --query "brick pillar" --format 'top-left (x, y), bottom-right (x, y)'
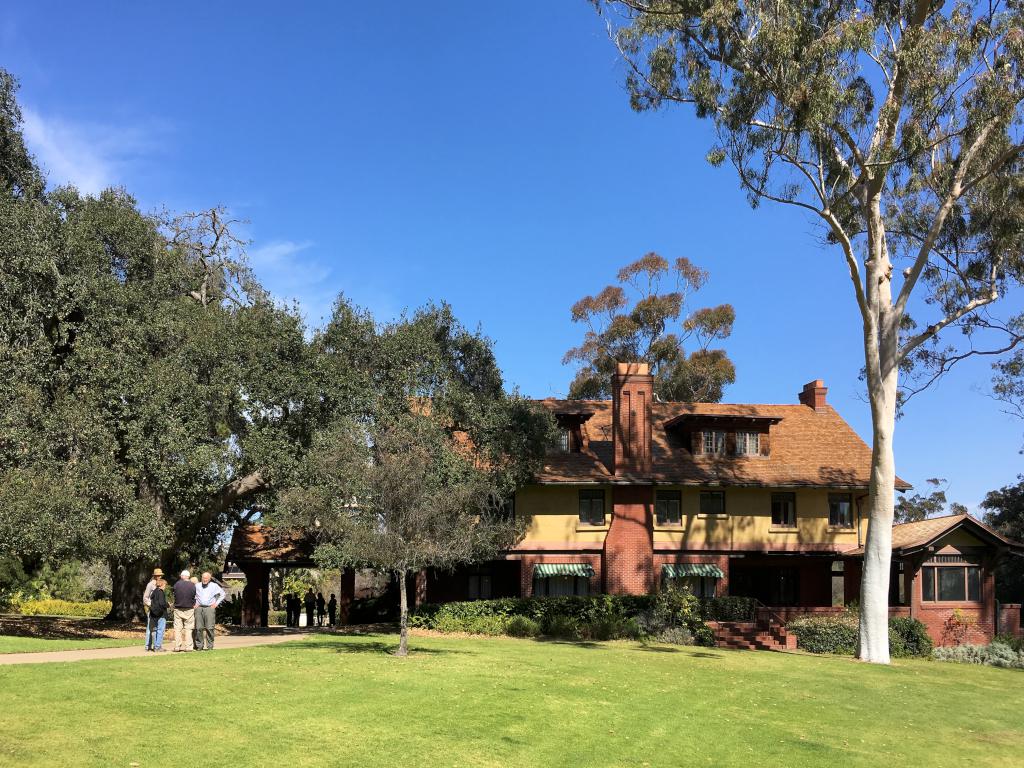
top-left (612, 362), bottom-right (653, 476)
top-left (336, 568), bottom-right (355, 626)
top-left (999, 604), bottom-right (1022, 637)
top-left (604, 486), bottom-right (654, 595)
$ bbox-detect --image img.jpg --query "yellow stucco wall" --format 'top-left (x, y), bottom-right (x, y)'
top-left (516, 485), bottom-right (863, 548)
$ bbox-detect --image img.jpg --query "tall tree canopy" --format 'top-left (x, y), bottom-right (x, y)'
top-left (279, 303), bottom-right (556, 655)
top-left (893, 478), bottom-right (966, 523)
top-left (564, 252), bottom-right (736, 400)
top-left (981, 478), bottom-right (1024, 603)
top-left (0, 70), bottom-right (324, 619)
top-left (593, 0), bottom-right (1024, 662)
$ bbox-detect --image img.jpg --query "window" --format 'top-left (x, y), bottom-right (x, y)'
top-left (656, 490), bottom-right (682, 526)
top-left (702, 430), bottom-right (726, 454)
top-left (920, 565), bottom-right (982, 602)
top-left (555, 429), bottom-right (570, 453)
top-left (771, 492), bottom-right (796, 527)
top-left (699, 491), bottom-right (725, 517)
top-left (736, 431), bottom-right (760, 455)
top-left (467, 569), bottom-right (492, 600)
top-left (828, 493), bottom-right (854, 528)
top-left (680, 576), bottom-right (717, 598)
top-left (578, 489), bottom-right (605, 526)
top-left (533, 575), bottom-right (590, 597)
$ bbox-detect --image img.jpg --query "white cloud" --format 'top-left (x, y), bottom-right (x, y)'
top-left (21, 107), bottom-right (163, 195)
top-left (248, 239), bottom-right (339, 329)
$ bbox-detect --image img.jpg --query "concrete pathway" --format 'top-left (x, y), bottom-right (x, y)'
top-left (0, 631), bottom-right (311, 666)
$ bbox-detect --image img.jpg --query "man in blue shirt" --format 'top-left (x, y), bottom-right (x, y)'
top-left (195, 571), bottom-right (226, 651)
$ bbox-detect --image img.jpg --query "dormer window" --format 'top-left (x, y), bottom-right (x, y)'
top-left (703, 431), bottom-right (726, 454)
top-left (556, 429), bottom-right (571, 453)
top-left (736, 431), bottom-right (760, 456)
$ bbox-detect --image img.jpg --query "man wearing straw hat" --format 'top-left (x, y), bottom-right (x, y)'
top-left (142, 567), bottom-right (165, 651)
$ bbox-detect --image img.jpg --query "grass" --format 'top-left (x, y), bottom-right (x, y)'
top-left (0, 632), bottom-right (1020, 767)
top-left (0, 635), bottom-right (139, 653)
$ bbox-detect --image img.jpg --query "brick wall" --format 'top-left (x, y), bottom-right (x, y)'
top-left (998, 604), bottom-right (1022, 637)
top-left (604, 485), bottom-right (655, 595)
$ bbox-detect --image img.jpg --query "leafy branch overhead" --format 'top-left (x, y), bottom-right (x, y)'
top-left (564, 252), bottom-right (736, 401)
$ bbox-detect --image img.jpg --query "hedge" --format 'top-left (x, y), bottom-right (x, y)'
top-left (411, 592), bottom-right (715, 645)
top-left (786, 613), bottom-right (933, 658)
top-left (16, 599), bottom-right (112, 619)
top-left (933, 641), bottom-right (1024, 669)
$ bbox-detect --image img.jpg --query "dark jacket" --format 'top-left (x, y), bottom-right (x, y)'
top-left (304, 592), bottom-right (316, 609)
top-left (150, 587), bottom-right (169, 619)
top-left (173, 579), bottom-right (197, 609)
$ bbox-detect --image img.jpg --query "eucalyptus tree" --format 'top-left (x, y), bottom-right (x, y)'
top-left (592, 0), bottom-right (1024, 662)
top-left (564, 252), bottom-right (736, 401)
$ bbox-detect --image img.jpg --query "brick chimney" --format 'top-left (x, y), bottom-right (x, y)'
top-left (798, 380), bottom-right (828, 410)
top-left (612, 362), bottom-right (653, 476)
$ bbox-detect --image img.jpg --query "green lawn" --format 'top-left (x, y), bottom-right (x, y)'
top-left (0, 635), bottom-right (139, 654)
top-left (0, 633), bottom-right (1019, 767)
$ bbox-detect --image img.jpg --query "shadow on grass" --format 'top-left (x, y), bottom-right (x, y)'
top-left (267, 639), bottom-right (468, 656)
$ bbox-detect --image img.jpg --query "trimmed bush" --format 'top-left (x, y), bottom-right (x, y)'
top-left (699, 596), bottom-right (756, 622)
top-left (933, 641), bottom-right (1024, 668)
top-left (411, 592), bottom-right (713, 645)
top-left (787, 614), bottom-right (933, 657)
top-left (889, 617), bottom-right (933, 658)
top-left (16, 599), bottom-right (111, 618)
top-left (787, 614), bottom-right (859, 655)
top-left (506, 616), bottom-right (541, 637)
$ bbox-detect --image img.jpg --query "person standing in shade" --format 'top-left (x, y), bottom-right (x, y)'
top-left (316, 592), bottom-right (326, 627)
top-left (142, 567), bottom-right (163, 650)
top-left (303, 588), bottom-right (316, 628)
top-left (289, 593), bottom-right (301, 627)
top-left (327, 593), bottom-right (337, 627)
top-left (195, 571), bottom-right (225, 651)
top-left (147, 575), bottom-right (169, 651)
top-left (172, 570), bottom-right (197, 652)
top-left (190, 575), bottom-right (201, 649)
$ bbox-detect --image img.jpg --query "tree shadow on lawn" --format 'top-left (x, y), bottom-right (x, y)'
top-left (268, 639), bottom-right (468, 656)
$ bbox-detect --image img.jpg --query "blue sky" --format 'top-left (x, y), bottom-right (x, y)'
top-left (4, 2), bottom-right (1021, 510)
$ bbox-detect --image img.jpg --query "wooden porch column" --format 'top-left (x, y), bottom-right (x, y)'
top-left (239, 562), bottom-right (270, 628)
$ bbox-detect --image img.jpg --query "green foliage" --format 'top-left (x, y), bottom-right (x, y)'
top-left (981, 479), bottom-right (1024, 604)
top-left (505, 615), bottom-right (541, 638)
top-left (895, 479), bottom-right (966, 524)
top-left (698, 596), bottom-right (757, 622)
top-left (411, 593), bottom-right (713, 645)
top-left (787, 614), bottom-right (860, 655)
top-left (16, 599), bottom-right (111, 618)
top-left (889, 617), bottom-right (934, 658)
top-left (788, 614), bottom-right (933, 657)
top-left (933, 641), bottom-right (1024, 669)
top-left (564, 253), bottom-right (736, 402)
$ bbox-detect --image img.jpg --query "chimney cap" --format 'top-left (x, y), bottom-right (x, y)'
top-left (798, 379), bottom-right (828, 410)
top-left (616, 361), bottom-right (650, 376)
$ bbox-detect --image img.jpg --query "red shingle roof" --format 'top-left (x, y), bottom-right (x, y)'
top-left (847, 513), bottom-right (1023, 555)
top-left (536, 399), bottom-right (911, 490)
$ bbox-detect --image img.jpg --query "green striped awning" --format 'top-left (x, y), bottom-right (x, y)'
top-left (533, 563), bottom-right (595, 578)
top-left (662, 563), bottom-right (724, 579)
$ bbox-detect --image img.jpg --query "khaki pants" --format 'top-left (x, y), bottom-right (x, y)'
top-left (173, 608), bottom-right (195, 651)
top-left (195, 606), bottom-right (217, 650)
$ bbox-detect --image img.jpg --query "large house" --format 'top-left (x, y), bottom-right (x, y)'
top-left (419, 363), bottom-right (1023, 646)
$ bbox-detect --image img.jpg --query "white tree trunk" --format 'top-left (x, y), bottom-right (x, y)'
top-left (858, 309), bottom-right (900, 663)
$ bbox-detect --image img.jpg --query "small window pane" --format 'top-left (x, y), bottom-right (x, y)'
top-left (700, 491), bottom-right (725, 516)
top-left (966, 567), bottom-right (981, 601)
top-left (921, 566), bottom-right (935, 601)
top-left (579, 490), bottom-right (605, 525)
top-left (656, 490), bottom-right (682, 525)
top-left (771, 493), bottom-right (796, 527)
top-left (703, 431), bottom-right (726, 454)
top-left (938, 567), bottom-right (967, 601)
top-left (737, 431), bottom-right (760, 456)
top-left (575, 576), bottom-right (590, 596)
top-left (828, 494), bottom-right (853, 527)
top-left (556, 429), bottom-right (570, 453)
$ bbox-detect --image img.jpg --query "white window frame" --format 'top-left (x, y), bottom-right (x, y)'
top-left (736, 431), bottom-right (760, 456)
top-left (703, 430), bottom-right (726, 455)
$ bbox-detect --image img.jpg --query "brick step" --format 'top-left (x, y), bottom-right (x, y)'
top-left (711, 620), bottom-right (793, 651)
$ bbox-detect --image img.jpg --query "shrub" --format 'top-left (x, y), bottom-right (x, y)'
top-left (699, 596), bottom-right (756, 622)
top-left (17, 599), bottom-right (111, 619)
top-left (933, 641), bottom-right (1024, 669)
top-left (993, 634), bottom-right (1024, 653)
top-left (268, 610), bottom-right (287, 626)
top-left (889, 617), bottom-right (933, 658)
top-left (652, 626), bottom-right (693, 645)
top-left (786, 614), bottom-right (859, 655)
top-left (506, 616), bottom-right (541, 638)
top-left (543, 614), bottom-right (581, 639)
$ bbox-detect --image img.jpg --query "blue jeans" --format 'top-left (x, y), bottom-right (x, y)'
top-left (149, 616), bottom-right (166, 650)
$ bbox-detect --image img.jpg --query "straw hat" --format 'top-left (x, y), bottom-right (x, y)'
top-left (152, 568), bottom-right (165, 577)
